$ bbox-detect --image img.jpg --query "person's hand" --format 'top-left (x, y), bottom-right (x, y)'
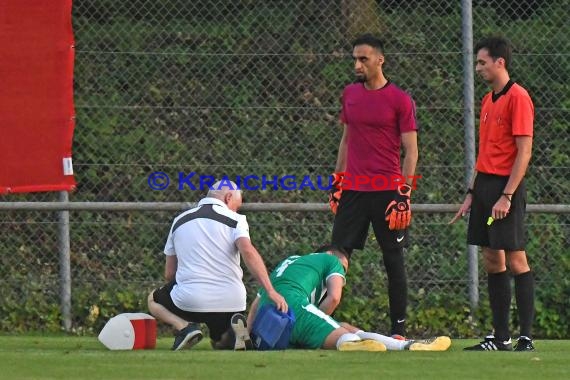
top-left (267, 290), bottom-right (288, 313)
top-left (491, 194), bottom-right (511, 221)
top-left (328, 172), bottom-right (345, 214)
top-left (449, 194), bottom-right (473, 224)
top-left (385, 184), bottom-right (412, 230)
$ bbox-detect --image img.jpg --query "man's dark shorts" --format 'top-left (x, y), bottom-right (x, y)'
top-left (332, 190), bottom-right (409, 251)
top-left (468, 173), bottom-right (527, 251)
top-left (152, 280), bottom-right (244, 342)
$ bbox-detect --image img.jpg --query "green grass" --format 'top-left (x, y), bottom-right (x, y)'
top-left (1, 335), bottom-right (568, 380)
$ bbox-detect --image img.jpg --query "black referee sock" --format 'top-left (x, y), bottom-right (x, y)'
top-left (488, 271), bottom-right (512, 341)
top-left (515, 271), bottom-right (535, 339)
top-left (382, 247), bottom-right (408, 336)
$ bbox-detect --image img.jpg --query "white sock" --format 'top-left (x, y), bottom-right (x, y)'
top-left (335, 333), bottom-right (361, 350)
top-left (355, 330), bottom-right (408, 351)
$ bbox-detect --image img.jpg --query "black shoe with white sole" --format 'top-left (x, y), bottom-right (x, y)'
top-left (172, 323), bottom-right (203, 351)
top-left (464, 335), bottom-right (512, 351)
top-left (514, 336), bottom-right (535, 351)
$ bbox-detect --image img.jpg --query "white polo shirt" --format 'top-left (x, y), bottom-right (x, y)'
top-left (164, 197), bottom-right (250, 312)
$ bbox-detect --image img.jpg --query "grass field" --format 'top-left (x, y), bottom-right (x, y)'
top-left (1, 335), bottom-right (568, 380)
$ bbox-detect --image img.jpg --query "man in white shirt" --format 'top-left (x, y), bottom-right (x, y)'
top-left (148, 180), bottom-right (288, 350)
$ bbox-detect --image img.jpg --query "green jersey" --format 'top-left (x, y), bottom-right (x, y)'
top-left (257, 253), bottom-right (346, 349)
top-left (260, 253), bottom-right (346, 305)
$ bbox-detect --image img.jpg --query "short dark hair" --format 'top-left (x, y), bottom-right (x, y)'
top-left (315, 244), bottom-right (350, 260)
top-left (475, 36), bottom-right (512, 70)
top-left (352, 34), bottom-right (385, 55)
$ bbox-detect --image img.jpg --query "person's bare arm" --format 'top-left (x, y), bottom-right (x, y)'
top-left (236, 237), bottom-right (288, 312)
top-left (491, 136), bottom-right (533, 220)
top-left (165, 255), bottom-right (177, 282)
top-left (401, 131), bottom-right (418, 186)
top-left (246, 296), bottom-right (260, 331)
top-left (449, 171), bottom-right (478, 224)
top-left (504, 136), bottom-right (532, 195)
top-left (318, 275), bottom-right (344, 315)
top-left (335, 123), bottom-right (348, 172)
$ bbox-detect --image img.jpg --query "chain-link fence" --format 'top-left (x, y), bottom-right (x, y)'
top-left (1, 0), bottom-right (568, 337)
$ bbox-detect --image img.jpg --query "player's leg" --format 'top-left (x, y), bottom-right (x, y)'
top-left (338, 322), bottom-right (450, 351)
top-left (332, 190), bottom-right (371, 254)
top-left (485, 247), bottom-right (512, 343)
top-left (464, 247), bottom-right (513, 351)
top-left (483, 246), bottom-right (509, 338)
top-left (495, 180), bottom-right (535, 351)
top-left (322, 327), bottom-right (357, 349)
top-left (465, 174), bottom-right (512, 351)
top-left (382, 246), bottom-right (407, 337)
top-left (148, 281), bottom-right (203, 350)
top-left (324, 327), bottom-right (386, 351)
top-left (371, 191), bottom-right (408, 337)
top-left (508, 250), bottom-right (535, 350)
top-left (339, 322), bottom-right (408, 350)
top-left (292, 303), bottom-right (385, 351)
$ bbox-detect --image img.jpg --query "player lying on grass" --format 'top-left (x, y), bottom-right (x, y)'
top-left (246, 245), bottom-right (451, 351)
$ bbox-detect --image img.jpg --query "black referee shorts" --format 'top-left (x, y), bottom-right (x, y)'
top-left (152, 280), bottom-right (244, 342)
top-left (467, 173), bottom-right (527, 251)
top-left (331, 190), bottom-right (409, 252)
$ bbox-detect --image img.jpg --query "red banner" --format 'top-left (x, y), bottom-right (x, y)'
top-left (0, 0), bottom-right (76, 194)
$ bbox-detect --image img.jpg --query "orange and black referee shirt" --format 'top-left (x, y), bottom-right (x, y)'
top-left (476, 80), bottom-right (534, 176)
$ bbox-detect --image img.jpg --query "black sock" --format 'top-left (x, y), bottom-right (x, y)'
top-left (382, 247), bottom-right (407, 336)
top-left (514, 271), bottom-right (535, 339)
top-left (488, 271), bottom-right (511, 341)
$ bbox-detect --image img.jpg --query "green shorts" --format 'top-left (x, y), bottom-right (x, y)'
top-left (260, 292), bottom-right (341, 349)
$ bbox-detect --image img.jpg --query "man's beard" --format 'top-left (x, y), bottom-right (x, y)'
top-left (355, 74), bottom-right (366, 83)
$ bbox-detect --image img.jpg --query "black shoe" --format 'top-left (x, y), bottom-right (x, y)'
top-left (514, 336), bottom-right (535, 351)
top-left (172, 323), bottom-right (203, 351)
top-left (231, 313), bottom-right (254, 351)
top-left (464, 335), bottom-right (513, 351)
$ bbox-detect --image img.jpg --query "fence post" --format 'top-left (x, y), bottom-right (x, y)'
top-left (461, 0), bottom-right (479, 310)
top-left (58, 191), bottom-right (72, 331)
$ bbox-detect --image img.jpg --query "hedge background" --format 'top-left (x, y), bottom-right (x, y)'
top-left (1, 0), bottom-right (568, 338)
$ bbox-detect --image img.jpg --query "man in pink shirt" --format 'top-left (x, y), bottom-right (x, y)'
top-left (330, 34), bottom-right (419, 339)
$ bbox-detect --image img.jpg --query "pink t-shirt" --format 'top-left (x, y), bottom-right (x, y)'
top-left (340, 82), bottom-right (418, 191)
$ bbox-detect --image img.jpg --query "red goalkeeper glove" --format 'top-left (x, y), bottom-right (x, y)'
top-left (384, 183), bottom-right (412, 230)
top-left (328, 172), bottom-right (345, 215)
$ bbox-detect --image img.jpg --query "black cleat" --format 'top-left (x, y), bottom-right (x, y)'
top-left (514, 336), bottom-right (535, 351)
top-left (464, 335), bottom-right (512, 351)
top-left (172, 323), bottom-right (203, 351)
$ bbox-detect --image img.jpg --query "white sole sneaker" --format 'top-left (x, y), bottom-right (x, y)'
top-left (172, 325), bottom-right (203, 351)
top-left (231, 313), bottom-right (253, 351)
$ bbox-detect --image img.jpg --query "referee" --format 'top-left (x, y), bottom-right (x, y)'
top-left (451, 36), bottom-right (535, 351)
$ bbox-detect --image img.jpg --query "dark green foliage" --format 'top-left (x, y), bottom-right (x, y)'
top-left (1, 0), bottom-right (568, 337)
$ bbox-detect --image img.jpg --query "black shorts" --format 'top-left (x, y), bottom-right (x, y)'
top-left (152, 280), bottom-right (244, 342)
top-left (331, 190), bottom-right (409, 251)
top-left (467, 173), bottom-right (527, 251)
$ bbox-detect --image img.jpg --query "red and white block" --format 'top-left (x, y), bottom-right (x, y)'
top-left (98, 313), bottom-right (157, 350)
